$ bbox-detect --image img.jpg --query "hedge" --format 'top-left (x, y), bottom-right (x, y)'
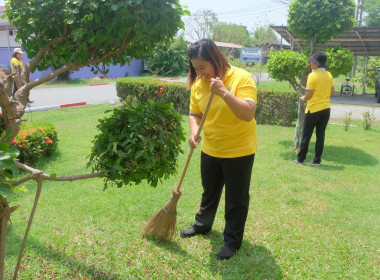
top-left (256, 88), bottom-right (299, 126)
top-left (116, 80), bottom-right (299, 126)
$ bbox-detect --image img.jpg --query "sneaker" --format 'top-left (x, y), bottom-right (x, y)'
top-left (294, 159), bottom-right (304, 165)
top-left (309, 160), bottom-right (321, 167)
top-left (216, 246), bottom-right (237, 261)
top-left (179, 226), bottom-right (209, 238)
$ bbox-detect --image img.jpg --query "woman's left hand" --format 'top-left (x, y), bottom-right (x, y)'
top-left (210, 77), bottom-right (227, 97)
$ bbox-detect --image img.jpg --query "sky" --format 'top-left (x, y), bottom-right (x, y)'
top-left (179, 0), bottom-right (290, 30)
top-left (0, 0), bottom-right (290, 29)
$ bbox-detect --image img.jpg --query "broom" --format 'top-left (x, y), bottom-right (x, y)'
top-left (143, 91), bottom-right (215, 240)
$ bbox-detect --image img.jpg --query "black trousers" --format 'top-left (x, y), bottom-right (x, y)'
top-left (193, 152), bottom-right (255, 250)
top-left (12, 82), bottom-right (17, 98)
top-left (297, 108), bottom-right (330, 164)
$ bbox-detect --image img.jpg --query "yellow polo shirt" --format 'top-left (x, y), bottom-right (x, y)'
top-left (305, 69), bottom-right (334, 113)
top-left (11, 57), bottom-right (23, 73)
top-left (189, 66), bottom-right (257, 158)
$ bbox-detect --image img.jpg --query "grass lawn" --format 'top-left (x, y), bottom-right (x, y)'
top-left (4, 104), bottom-right (380, 279)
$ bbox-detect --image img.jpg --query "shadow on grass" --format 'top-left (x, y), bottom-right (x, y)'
top-left (279, 140), bottom-right (378, 168)
top-left (202, 231), bottom-right (283, 279)
top-left (6, 231), bottom-right (124, 279)
top-left (143, 235), bottom-right (189, 256)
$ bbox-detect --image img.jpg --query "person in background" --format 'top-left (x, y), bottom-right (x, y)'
top-left (294, 51), bottom-right (335, 166)
top-left (11, 48), bottom-right (33, 103)
top-left (11, 48), bottom-right (24, 98)
top-left (180, 38), bottom-right (257, 261)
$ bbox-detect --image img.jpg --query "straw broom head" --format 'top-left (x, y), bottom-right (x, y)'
top-left (142, 189), bottom-right (182, 240)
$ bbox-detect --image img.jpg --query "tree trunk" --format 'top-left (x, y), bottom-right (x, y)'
top-left (0, 199), bottom-right (9, 280)
top-left (292, 70), bottom-right (310, 152)
top-left (0, 198), bottom-right (17, 280)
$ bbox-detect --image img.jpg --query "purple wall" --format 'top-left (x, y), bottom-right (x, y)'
top-left (0, 48), bottom-right (143, 80)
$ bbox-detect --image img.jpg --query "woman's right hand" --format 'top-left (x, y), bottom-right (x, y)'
top-left (189, 135), bottom-right (202, 149)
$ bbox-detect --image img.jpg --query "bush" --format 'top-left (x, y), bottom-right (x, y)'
top-left (12, 122), bottom-right (59, 166)
top-left (116, 80), bottom-right (190, 115)
top-left (256, 88), bottom-right (299, 126)
top-left (88, 101), bottom-right (186, 189)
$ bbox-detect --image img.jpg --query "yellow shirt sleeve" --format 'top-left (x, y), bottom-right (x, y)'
top-left (235, 74), bottom-right (257, 104)
top-left (189, 85), bottom-right (201, 115)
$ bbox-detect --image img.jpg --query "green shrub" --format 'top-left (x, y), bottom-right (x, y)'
top-left (88, 101), bottom-right (186, 189)
top-left (12, 122), bottom-right (59, 166)
top-left (256, 88), bottom-right (299, 126)
top-left (116, 80), bottom-right (190, 115)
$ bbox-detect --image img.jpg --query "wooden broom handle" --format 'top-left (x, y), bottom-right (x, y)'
top-left (175, 92), bottom-right (215, 192)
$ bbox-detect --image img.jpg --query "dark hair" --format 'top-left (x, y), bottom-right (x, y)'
top-left (12, 52), bottom-right (19, 59)
top-left (187, 38), bottom-right (230, 88)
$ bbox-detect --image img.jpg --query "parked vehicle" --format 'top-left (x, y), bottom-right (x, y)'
top-left (376, 67), bottom-right (380, 103)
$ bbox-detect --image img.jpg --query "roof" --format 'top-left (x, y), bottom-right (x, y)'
top-left (186, 38), bottom-right (243, 49)
top-left (271, 26), bottom-right (380, 56)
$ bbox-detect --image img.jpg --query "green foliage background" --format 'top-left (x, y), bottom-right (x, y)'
top-left (148, 35), bottom-right (189, 76)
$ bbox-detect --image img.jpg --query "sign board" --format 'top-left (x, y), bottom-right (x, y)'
top-left (240, 48), bottom-right (263, 63)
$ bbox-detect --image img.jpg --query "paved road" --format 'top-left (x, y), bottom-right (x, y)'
top-left (28, 81), bottom-right (380, 120)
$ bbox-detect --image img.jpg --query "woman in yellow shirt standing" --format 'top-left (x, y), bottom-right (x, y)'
top-left (11, 47), bottom-right (24, 98)
top-left (294, 51), bottom-right (335, 166)
top-left (179, 39), bottom-right (257, 260)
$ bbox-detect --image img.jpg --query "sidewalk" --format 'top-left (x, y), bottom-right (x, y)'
top-left (330, 93), bottom-right (380, 120)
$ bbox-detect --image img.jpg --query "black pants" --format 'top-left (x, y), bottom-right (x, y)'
top-left (193, 152), bottom-right (255, 250)
top-left (297, 108), bottom-right (330, 164)
top-left (12, 82), bottom-right (17, 98)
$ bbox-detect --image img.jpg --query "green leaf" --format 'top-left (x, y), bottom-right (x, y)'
top-left (0, 183), bottom-right (12, 197)
top-left (13, 186), bottom-right (28, 193)
top-left (0, 142), bottom-right (9, 152)
top-left (134, 150), bottom-right (144, 160)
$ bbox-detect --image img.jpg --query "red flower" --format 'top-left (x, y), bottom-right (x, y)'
top-left (12, 140), bottom-right (18, 144)
top-left (17, 144), bottom-right (23, 148)
top-left (45, 137), bottom-right (50, 140)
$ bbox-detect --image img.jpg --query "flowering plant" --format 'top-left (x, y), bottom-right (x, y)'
top-left (12, 122), bottom-right (58, 166)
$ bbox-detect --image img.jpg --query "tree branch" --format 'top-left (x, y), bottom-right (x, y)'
top-left (13, 161), bottom-right (105, 187)
top-left (23, 64), bottom-right (77, 90)
top-left (25, 37), bottom-right (66, 71)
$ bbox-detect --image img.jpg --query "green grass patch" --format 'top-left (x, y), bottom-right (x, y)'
top-left (4, 104), bottom-right (380, 279)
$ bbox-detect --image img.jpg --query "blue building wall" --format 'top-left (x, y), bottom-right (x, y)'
top-left (0, 47), bottom-right (143, 80)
